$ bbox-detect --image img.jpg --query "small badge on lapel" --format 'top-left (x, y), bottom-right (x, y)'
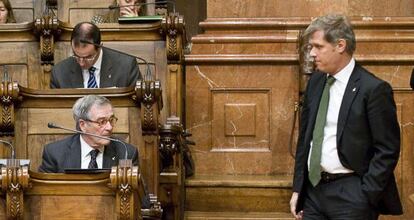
top-left (352, 87), bottom-right (356, 92)
top-left (108, 74), bottom-right (112, 79)
top-left (112, 156), bottom-right (116, 161)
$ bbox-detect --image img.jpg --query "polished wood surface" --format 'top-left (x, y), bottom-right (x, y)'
top-left (0, 169), bottom-right (145, 219)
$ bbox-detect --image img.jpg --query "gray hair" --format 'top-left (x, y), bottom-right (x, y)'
top-left (72, 95), bottom-right (112, 129)
top-left (303, 14), bottom-right (356, 55)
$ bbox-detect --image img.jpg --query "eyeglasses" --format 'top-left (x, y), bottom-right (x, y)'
top-left (72, 52), bottom-right (98, 63)
top-left (85, 116), bottom-right (118, 127)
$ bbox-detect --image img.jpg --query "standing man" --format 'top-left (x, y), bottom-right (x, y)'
top-left (50, 22), bottom-right (141, 88)
top-left (290, 14), bottom-right (402, 220)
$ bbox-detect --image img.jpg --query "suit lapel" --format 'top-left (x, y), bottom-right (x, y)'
top-left (103, 143), bottom-right (119, 168)
top-left (99, 48), bottom-right (114, 87)
top-left (64, 135), bottom-right (82, 169)
top-left (70, 59), bottom-right (84, 88)
top-left (337, 65), bottom-right (361, 141)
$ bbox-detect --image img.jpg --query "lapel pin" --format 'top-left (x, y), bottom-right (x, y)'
top-left (352, 87), bottom-right (356, 92)
top-left (112, 156), bottom-right (116, 160)
top-left (108, 74), bottom-right (112, 79)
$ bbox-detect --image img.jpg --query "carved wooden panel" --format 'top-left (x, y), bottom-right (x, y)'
top-left (57, 0), bottom-right (113, 24)
top-left (9, 0), bottom-right (35, 23)
top-left (0, 39), bottom-right (42, 89)
top-left (0, 43), bottom-right (37, 88)
top-left (26, 196), bottom-right (116, 219)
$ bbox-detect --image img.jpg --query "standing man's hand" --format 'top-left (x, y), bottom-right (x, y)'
top-left (290, 192), bottom-right (303, 220)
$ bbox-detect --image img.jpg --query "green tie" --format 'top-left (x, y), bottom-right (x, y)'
top-left (308, 76), bottom-right (336, 186)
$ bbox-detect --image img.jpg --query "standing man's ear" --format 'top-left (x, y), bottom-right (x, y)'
top-left (336, 39), bottom-right (347, 54)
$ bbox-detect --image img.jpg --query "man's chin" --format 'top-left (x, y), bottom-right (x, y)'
top-left (98, 139), bottom-right (111, 146)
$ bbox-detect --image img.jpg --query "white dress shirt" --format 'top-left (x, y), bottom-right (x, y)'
top-left (80, 135), bottom-right (104, 169)
top-left (82, 48), bottom-right (103, 88)
top-left (308, 58), bottom-right (355, 174)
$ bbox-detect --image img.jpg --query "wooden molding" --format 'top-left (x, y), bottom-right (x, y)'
top-left (135, 80), bottom-right (162, 135)
top-left (34, 16), bottom-right (61, 65)
top-left (0, 81), bottom-right (19, 136)
top-left (110, 165), bottom-right (144, 220)
top-left (0, 163), bottom-right (29, 219)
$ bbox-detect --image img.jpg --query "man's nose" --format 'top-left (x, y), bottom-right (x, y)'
top-left (309, 47), bottom-right (316, 57)
top-left (103, 121), bottom-right (113, 130)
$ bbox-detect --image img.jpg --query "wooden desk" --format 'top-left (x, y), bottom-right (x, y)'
top-left (0, 166), bottom-right (146, 219)
top-left (0, 83), bottom-right (161, 196)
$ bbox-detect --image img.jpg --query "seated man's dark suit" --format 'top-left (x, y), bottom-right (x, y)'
top-left (38, 134), bottom-right (150, 208)
top-left (38, 134), bottom-right (138, 173)
top-left (50, 47), bottom-right (140, 88)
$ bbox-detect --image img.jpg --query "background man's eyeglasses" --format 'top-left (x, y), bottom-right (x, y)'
top-left (85, 116), bottom-right (118, 127)
top-left (72, 52), bottom-right (98, 63)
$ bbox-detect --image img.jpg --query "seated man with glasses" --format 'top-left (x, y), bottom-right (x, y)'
top-left (50, 22), bottom-right (141, 88)
top-left (39, 95), bottom-right (151, 208)
top-left (39, 95), bottom-right (140, 173)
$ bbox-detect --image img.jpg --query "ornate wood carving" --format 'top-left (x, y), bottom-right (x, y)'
top-left (159, 117), bottom-right (191, 220)
top-left (110, 165), bottom-right (143, 220)
top-left (0, 81), bottom-right (19, 136)
top-left (0, 162), bottom-right (29, 219)
top-left (34, 16), bottom-right (60, 65)
top-left (161, 13), bottom-right (186, 120)
top-left (159, 120), bottom-right (181, 172)
top-left (161, 13), bottom-right (185, 63)
top-left (135, 80), bottom-right (163, 135)
top-left (34, 14), bottom-right (60, 87)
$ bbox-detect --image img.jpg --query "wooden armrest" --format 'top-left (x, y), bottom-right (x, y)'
top-left (142, 194), bottom-right (163, 219)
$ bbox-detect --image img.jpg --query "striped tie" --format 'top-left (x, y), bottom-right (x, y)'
top-left (87, 67), bottom-right (97, 88)
top-left (308, 76), bottom-right (336, 186)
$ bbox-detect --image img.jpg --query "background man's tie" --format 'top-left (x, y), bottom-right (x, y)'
top-left (88, 149), bottom-right (100, 169)
top-left (308, 76), bottom-right (336, 186)
top-left (87, 67), bottom-right (97, 88)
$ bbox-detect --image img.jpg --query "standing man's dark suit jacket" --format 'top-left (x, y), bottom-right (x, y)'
top-left (50, 47), bottom-right (140, 88)
top-left (293, 63), bottom-right (402, 215)
top-left (38, 134), bottom-right (138, 173)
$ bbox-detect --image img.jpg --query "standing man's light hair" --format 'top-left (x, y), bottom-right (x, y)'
top-left (303, 14), bottom-right (356, 55)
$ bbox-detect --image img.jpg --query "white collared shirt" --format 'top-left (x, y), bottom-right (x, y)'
top-left (82, 48), bottom-right (103, 88)
top-left (308, 58), bottom-right (355, 174)
top-left (80, 135), bottom-right (104, 169)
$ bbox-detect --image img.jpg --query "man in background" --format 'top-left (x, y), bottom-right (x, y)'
top-left (39, 95), bottom-right (138, 172)
top-left (39, 95), bottom-right (150, 208)
top-left (290, 14), bottom-right (402, 220)
top-left (92, 0), bottom-right (143, 24)
top-left (50, 22), bottom-right (140, 88)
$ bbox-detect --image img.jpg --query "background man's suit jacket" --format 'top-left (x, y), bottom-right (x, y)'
top-left (38, 134), bottom-right (138, 173)
top-left (293, 64), bottom-right (402, 215)
top-left (50, 47), bottom-right (141, 88)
